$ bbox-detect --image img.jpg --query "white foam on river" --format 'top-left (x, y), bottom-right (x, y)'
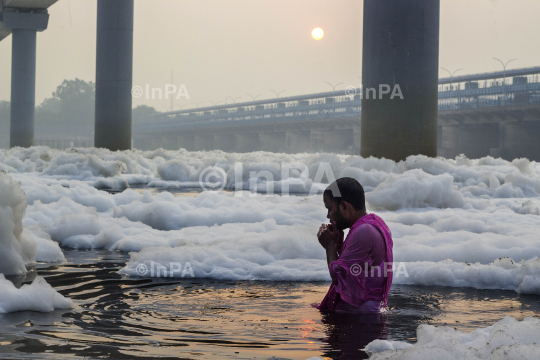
top-left (1, 146), bottom-right (540, 305)
top-left (0, 274), bottom-right (73, 313)
top-left (363, 316), bottom-right (540, 359)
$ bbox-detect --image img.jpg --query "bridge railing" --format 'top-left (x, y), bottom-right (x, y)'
top-left (135, 70), bottom-right (540, 133)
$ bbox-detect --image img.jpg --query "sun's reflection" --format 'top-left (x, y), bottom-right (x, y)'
top-left (301, 318), bottom-right (318, 339)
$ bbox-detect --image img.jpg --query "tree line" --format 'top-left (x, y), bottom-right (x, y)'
top-left (0, 79), bottom-right (158, 148)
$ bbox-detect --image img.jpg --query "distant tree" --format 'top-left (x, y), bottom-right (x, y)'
top-left (36, 78), bottom-right (95, 127)
top-left (132, 104), bottom-right (158, 123)
top-left (0, 101), bottom-right (10, 148)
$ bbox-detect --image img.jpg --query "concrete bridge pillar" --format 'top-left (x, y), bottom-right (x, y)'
top-left (353, 125), bottom-right (361, 155)
top-left (4, 10), bottom-right (50, 148)
top-left (94, 0), bottom-right (134, 151)
top-left (214, 134), bottom-right (236, 152)
top-left (310, 132), bottom-right (325, 153)
top-left (193, 135), bottom-right (214, 151)
top-left (503, 122), bottom-right (540, 161)
top-left (260, 132), bottom-right (286, 153)
top-left (361, 0), bottom-right (440, 160)
top-left (132, 137), bottom-right (143, 150)
top-left (328, 129), bottom-right (354, 154)
top-left (488, 123), bottom-right (507, 159)
top-left (160, 136), bottom-right (179, 150)
top-left (310, 130), bottom-right (354, 154)
top-left (235, 133), bottom-right (260, 153)
top-left (440, 123), bottom-right (500, 159)
top-left (286, 131), bottom-right (310, 153)
top-left (178, 135), bottom-right (194, 151)
top-left (145, 137), bottom-right (163, 150)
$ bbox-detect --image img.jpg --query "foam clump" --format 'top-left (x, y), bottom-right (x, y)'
top-left (0, 274), bottom-right (73, 313)
top-left (0, 173), bottom-right (64, 275)
top-left (366, 169), bottom-right (466, 210)
top-left (394, 258), bottom-right (540, 295)
top-left (0, 172), bottom-right (37, 275)
top-left (9, 174), bottom-right (540, 292)
top-left (365, 316), bottom-right (540, 359)
top-left (3, 148), bottom-right (540, 293)
top-left (1, 147), bottom-right (540, 204)
top-left (119, 219), bottom-right (330, 281)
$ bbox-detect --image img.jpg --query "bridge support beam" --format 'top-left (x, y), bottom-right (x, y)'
top-left (361, 0), bottom-right (440, 160)
top-left (286, 131), bottom-right (310, 153)
top-left (260, 132), bottom-right (286, 153)
top-left (235, 133), bottom-right (260, 153)
top-left (4, 11), bottom-right (50, 148)
top-left (214, 134), bottom-right (235, 152)
top-left (94, 0), bottom-right (134, 151)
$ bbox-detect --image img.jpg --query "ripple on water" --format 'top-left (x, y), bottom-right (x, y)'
top-left (1, 250), bottom-right (539, 359)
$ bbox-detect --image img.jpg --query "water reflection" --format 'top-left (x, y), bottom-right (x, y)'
top-left (1, 250), bottom-right (539, 359)
top-left (319, 311), bottom-right (387, 359)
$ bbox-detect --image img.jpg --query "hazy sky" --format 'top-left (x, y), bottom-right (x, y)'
top-left (1, 0), bottom-right (540, 112)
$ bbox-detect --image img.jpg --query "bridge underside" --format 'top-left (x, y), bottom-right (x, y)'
top-left (133, 105), bottom-right (540, 161)
top-left (438, 105), bottom-right (540, 161)
top-left (134, 117), bottom-right (361, 155)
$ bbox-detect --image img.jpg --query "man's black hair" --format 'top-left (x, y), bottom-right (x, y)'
top-left (323, 177), bottom-right (366, 211)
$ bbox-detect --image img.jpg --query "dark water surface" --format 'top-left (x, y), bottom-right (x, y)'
top-left (1, 250), bottom-right (540, 360)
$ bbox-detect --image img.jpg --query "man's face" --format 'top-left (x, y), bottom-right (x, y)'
top-left (323, 195), bottom-right (349, 230)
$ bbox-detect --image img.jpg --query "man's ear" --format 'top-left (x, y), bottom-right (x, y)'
top-left (339, 201), bottom-right (349, 215)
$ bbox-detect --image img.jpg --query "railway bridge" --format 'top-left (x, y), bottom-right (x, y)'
top-left (133, 66), bottom-right (540, 161)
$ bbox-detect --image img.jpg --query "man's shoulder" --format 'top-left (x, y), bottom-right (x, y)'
top-left (350, 223), bottom-right (384, 241)
top-left (352, 222), bottom-right (379, 234)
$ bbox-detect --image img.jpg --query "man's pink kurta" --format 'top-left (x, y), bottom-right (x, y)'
top-left (315, 213), bottom-right (393, 312)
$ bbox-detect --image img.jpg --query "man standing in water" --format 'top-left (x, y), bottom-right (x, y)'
top-left (315, 177), bottom-right (393, 313)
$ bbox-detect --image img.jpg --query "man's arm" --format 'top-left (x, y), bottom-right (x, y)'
top-left (318, 222), bottom-right (341, 283)
top-left (325, 242), bottom-right (339, 266)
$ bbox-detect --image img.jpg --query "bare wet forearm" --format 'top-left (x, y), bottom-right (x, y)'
top-left (325, 243), bottom-right (339, 267)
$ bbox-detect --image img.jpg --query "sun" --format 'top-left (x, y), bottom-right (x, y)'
top-left (311, 28), bottom-right (324, 40)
